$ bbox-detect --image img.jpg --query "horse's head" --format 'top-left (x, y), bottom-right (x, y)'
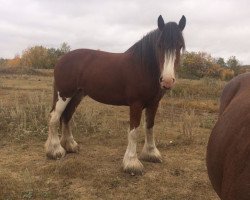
top-left (156, 15), bottom-right (186, 90)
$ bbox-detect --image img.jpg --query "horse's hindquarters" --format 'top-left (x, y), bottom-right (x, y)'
top-left (207, 73), bottom-right (250, 200)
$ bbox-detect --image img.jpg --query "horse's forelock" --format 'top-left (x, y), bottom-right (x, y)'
top-left (160, 22), bottom-right (185, 55)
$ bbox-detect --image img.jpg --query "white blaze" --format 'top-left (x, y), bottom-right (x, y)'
top-left (161, 52), bottom-right (176, 80)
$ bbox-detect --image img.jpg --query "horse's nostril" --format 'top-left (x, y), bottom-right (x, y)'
top-left (160, 77), bottom-right (163, 82)
top-left (173, 78), bottom-right (176, 83)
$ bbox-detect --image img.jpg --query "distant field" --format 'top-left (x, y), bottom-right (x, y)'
top-left (0, 70), bottom-right (225, 200)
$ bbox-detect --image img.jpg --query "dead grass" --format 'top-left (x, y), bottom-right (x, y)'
top-left (0, 73), bottom-right (220, 199)
top-left (0, 66), bottom-right (53, 76)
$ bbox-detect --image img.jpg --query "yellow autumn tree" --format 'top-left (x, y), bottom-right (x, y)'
top-left (6, 55), bottom-right (21, 68)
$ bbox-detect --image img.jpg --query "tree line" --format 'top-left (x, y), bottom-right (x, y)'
top-left (0, 43), bottom-right (246, 81)
top-left (178, 52), bottom-right (245, 80)
top-left (0, 42), bottom-right (70, 69)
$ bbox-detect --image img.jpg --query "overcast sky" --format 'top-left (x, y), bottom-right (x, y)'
top-left (0, 0), bottom-right (250, 64)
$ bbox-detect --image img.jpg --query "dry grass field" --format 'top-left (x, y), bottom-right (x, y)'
top-left (0, 70), bottom-right (225, 200)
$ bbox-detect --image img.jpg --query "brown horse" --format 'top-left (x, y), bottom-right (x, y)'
top-left (207, 73), bottom-right (250, 199)
top-left (45, 15), bottom-right (186, 175)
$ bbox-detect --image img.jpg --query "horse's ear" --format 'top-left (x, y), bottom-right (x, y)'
top-left (158, 15), bottom-right (165, 31)
top-left (179, 15), bottom-right (186, 31)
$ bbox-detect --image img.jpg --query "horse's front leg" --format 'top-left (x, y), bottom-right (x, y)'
top-left (140, 102), bottom-right (162, 163)
top-left (123, 103), bottom-right (144, 175)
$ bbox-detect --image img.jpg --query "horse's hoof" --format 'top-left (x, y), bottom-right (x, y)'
top-left (45, 145), bottom-right (66, 160)
top-left (123, 159), bottom-right (144, 175)
top-left (45, 139), bottom-right (66, 159)
top-left (140, 154), bottom-right (162, 163)
top-left (61, 139), bottom-right (79, 153)
top-left (140, 148), bottom-right (162, 163)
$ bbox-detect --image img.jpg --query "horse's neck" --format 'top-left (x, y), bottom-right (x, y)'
top-left (128, 42), bottom-right (158, 66)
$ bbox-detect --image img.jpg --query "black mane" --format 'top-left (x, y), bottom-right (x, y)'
top-left (126, 22), bottom-right (185, 76)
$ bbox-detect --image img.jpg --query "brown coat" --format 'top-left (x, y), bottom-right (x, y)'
top-left (207, 73), bottom-right (250, 200)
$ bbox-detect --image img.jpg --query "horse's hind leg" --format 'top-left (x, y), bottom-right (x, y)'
top-left (45, 93), bottom-right (71, 159)
top-left (140, 102), bottom-right (162, 163)
top-left (60, 91), bottom-right (84, 153)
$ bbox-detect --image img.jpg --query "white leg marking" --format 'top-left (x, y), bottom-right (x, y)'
top-left (45, 93), bottom-right (71, 159)
top-left (140, 128), bottom-right (162, 163)
top-left (60, 122), bottom-right (79, 153)
top-left (123, 128), bottom-right (143, 175)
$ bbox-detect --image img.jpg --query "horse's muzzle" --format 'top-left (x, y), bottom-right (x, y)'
top-left (159, 77), bottom-right (175, 90)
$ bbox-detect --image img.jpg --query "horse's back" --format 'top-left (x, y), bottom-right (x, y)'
top-left (54, 49), bottom-right (124, 81)
top-left (207, 73), bottom-right (250, 199)
top-left (53, 49), bottom-right (127, 99)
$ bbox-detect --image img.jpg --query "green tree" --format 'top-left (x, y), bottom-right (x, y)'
top-left (179, 52), bottom-right (214, 79)
top-left (227, 56), bottom-right (241, 76)
top-left (227, 56), bottom-right (239, 68)
top-left (59, 42), bottom-right (71, 54)
top-left (216, 57), bottom-right (226, 67)
top-left (47, 48), bottom-right (62, 68)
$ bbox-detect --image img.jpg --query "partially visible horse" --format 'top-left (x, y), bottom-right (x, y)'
top-left (207, 73), bottom-right (250, 199)
top-left (45, 15), bottom-right (186, 175)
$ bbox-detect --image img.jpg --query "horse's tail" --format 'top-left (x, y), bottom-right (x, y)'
top-left (50, 81), bottom-right (58, 113)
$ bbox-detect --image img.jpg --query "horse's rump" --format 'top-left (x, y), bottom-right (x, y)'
top-left (207, 73), bottom-right (250, 199)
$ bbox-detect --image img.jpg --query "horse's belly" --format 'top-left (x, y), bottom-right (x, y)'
top-left (85, 83), bottom-right (128, 106)
top-left (88, 92), bottom-right (128, 106)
